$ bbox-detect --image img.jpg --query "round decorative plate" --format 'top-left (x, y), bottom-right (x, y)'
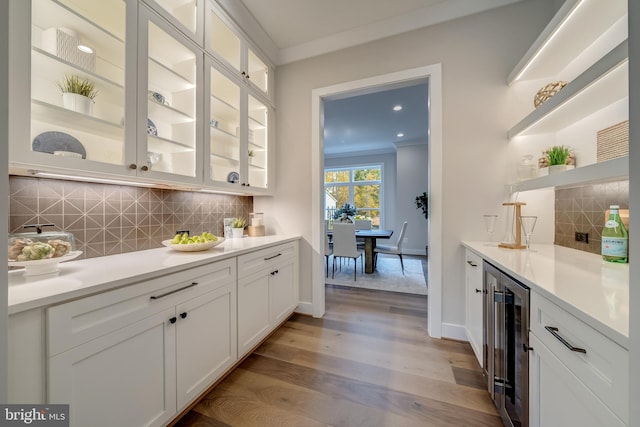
top-left (32, 131), bottom-right (86, 158)
top-left (227, 171), bottom-right (239, 183)
top-left (9, 251), bottom-right (83, 277)
top-left (147, 118), bottom-right (158, 136)
top-left (162, 237), bottom-right (225, 252)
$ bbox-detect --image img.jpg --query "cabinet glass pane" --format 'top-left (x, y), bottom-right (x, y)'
top-left (248, 95), bottom-right (267, 189)
top-left (31, 0), bottom-right (126, 165)
top-left (210, 68), bottom-right (240, 183)
top-left (147, 22), bottom-right (197, 177)
top-left (248, 48), bottom-right (268, 95)
top-left (209, 11), bottom-right (240, 71)
top-left (153, 0), bottom-right (197, 35)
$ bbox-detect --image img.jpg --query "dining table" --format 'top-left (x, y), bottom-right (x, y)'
top-left (327, 228), bottom-right (394, 274)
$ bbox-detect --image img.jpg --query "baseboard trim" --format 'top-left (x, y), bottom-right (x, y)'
top-left (295, 301), bottom-right (313, 316)
top-left (441, 322), bottom-right (468, 341)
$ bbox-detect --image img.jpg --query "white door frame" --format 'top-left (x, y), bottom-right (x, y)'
top-left (311, 64), bottom-right (443, 338)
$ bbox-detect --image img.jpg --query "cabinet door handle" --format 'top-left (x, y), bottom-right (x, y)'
top-left (264, 253), bottom-right (282, 261)
top-left (523, 344), bottom-right (534, 352)
top-left (180, 312), bottom-right (187, 319)
top-left (466, 260), bottom-right (478, 267)
top-left (475, 288), bottom-right (482, 293)
top-left (140, 165), bottom-right (149, 172)
top-left (129, 163), bottom-right (137, 170)
top-left (544, 326), bottom-right (587, 354)
top-left (169, 316), bottom-right (177, 324)
top-left (269, 269), bottom-right (279, 276)
top-left (150, 282), bottom-right (198, 300)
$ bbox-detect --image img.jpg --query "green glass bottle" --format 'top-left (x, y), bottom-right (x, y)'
top-left (601, 205), bottom-right (628, 263)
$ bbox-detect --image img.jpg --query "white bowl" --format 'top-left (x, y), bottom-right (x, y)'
top-left (162, 237), bottom-right (225, 252)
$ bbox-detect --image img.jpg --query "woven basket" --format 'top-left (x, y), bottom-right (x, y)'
top-left (597, 120), bottom-right (628, 162)
top-left (534, 81), bottom-right (568, 108)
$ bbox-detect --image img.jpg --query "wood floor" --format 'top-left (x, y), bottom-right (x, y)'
top-left (176, 285), bottom-right (502, 427)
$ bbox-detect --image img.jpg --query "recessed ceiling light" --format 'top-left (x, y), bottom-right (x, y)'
top-left (77, 44), bottom-right (94, 54)
top-left (397, 132), bottom-right (404, 138)
top-left (393, 105), bottom-right (402, 111)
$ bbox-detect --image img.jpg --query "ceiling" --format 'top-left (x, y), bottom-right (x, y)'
top-left (238, 0), bottom-right (524, 155)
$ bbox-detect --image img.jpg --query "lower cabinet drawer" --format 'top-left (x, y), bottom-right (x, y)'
top-left (237, 241), bottom-right (297, 279)
top-left (530, 292), bottom-right (628, 424)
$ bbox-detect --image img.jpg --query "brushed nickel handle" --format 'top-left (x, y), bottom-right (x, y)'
top-left (544, 326), bottom-right (586, 354)
top-left (150, 282), bottom-right (198, 300)
top-left (467, 260), bottom-right (478, 267)
top-left (129, 163), bottom-right (137, 170)
top-left (264, 253), bottom-right (282, 261)
top-left (140, 165), bottom-right (149, 171)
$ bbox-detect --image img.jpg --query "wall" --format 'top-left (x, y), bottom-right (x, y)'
top-left (396, 143), bottom-right (428, 255)
top-left (555, 180), bottom-right (629, 254)
top-left (9, 176), bottom-right (253, 260)
top-left (255, 0), bottom-right (556, 332)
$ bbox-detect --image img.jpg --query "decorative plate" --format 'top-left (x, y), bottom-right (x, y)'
top-left (147, 118), bottom-right (158, 136)
top-left (227, 171), bottom-right (239, 183)
top-left (9, 251), bottom-right (83, 277)
top-left (162, 238), bottom-right (225, 252)
top-left (32, 132), bottom-right (86, 159)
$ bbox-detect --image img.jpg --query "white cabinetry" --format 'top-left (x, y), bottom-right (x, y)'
top-left (237, 241), bottom-right (298, 357)
top-left (464, 249), bottom-right (483, 367)
top-left (529, 292), bottom-right (628, 426)
top-left (47, 259), bottom-right (236, 426)
top-left (507, 0), bottom-right (628, 192)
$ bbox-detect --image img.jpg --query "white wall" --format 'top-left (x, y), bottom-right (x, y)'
top-left (396, 143), bottom-right (429, 254)
top-left (1, 0), bottom-right (9, 403)
top-left (255, 0), bottom-right (555, 333)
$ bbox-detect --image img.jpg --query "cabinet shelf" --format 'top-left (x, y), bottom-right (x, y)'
top-left (508, 41), bottom-right (627, 139)
top-left (508, 0), bottom-right (627, 84)
top-left (31, 99), bottom-right (123, 139)
top-left (210, 153), bottom-right (239, 164)
top-left (509, 156), bottom-right (628, 192)
top-left (147, 134), bottom-right (194, 153)
top-left (148, 100), bottom-right (194, 124)
top-left (148, 58), bottom-right (193, 93)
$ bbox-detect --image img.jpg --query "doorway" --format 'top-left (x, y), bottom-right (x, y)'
top-left (311, 64), bottom-right (443, 338)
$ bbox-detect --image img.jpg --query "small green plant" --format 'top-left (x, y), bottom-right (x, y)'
top-left (247, 149), bottom-right (254, 157)
top-left (57, 75), bottom-right (99, 99)
top-left (231, 217), bottom-right (246, 228)
top-left (415, 192), bottom-right (428, 220)
top-left (544, 145), bottom-right (572, 166)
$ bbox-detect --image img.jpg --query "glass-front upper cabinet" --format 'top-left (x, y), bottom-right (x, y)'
top-left (138, 4), bottom-right (203, 183)
top-left (142, 0), bottom-right (203, 43)
top-left (247, 95), bottom-right (269, 190)
top-left (27, 0), bottom-right (127, 170)
top-left (207, 63), bottom-right (241, 187)
top-left (205, 0), bottom-right (272, 100)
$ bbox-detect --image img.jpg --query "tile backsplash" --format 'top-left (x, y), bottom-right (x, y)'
top-left (555, 180), bottom-right (629, 254)
top-left (9, 176), bottom-right (253, 260)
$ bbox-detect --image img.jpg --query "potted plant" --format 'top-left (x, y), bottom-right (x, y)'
top-left (333, 203), bottom-right (357, 223)
top-left (248, 149), bottom-right (254, 165)
top-left (415, 192), bottom-right (428, 257)
top-left (542, 145), bottom-right (575, 174)
top-left (231, 217), bottom-right (246, 238)
top-left (57, 75), bottom-right (99, 115)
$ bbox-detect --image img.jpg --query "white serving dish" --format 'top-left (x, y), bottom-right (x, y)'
top-left (162, 237), bottom-right (225, 252)
top-left (9, 251), bottom-right (83, 276)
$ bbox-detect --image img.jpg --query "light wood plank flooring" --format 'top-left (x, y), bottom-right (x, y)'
top-left (176, 285), bottom-right (501, 427)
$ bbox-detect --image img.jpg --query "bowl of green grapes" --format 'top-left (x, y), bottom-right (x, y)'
top-left (162, 232), bottom-right (224, 252)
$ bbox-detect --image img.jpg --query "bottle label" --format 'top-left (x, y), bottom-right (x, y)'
top-left (605, 220), bottom-right (619, 228)
top-left (602, 237), bottom-right (628, 257)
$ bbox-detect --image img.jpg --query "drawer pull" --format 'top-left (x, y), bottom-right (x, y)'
top-left (466, 260), bottom-right (478, 267)
top-left (264, 253), bottom-right (282, 261)
top-left (150, 282), bottom-right (198, 300)
top-left (180, 312), bottom-right (187, 319)
top-left (169, 317), bottom-right (177, 324)
top-left (544, 326), bottom-right (587, 354)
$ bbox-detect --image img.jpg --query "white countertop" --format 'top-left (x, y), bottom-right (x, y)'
top-left (8, 235), bottom-right (300, 315)
top-left (462, 242), bottom-right (629, 349)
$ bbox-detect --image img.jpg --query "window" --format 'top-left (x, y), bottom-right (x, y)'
top-left (325, 165), bottom-right (382, 228)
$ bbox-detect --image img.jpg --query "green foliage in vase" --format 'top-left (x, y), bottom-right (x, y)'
top-left (544, 145), bottom-right (572, 166)
top-left (57, 75), bottom-right (99, 100)
top-left (333, 203), bottom-right (357, 222)
top-left (232, 217), bottom-right (246, 228)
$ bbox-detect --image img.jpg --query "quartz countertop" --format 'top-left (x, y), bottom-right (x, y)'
top-left (462, 242), bottom-right (629, 349)
top-left (8, 235), bottom-right (300, 315)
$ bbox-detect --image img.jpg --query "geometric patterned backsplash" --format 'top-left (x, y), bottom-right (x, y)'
top-left (554, 180), bottom-right (629, 255)
top-left (9, 176), bottom-right (253, 260)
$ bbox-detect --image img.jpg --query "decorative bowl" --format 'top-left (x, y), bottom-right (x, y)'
top-left (162, 237), bottom-right (225, 252)
top-left (9, 251), bottom-right (82, 276)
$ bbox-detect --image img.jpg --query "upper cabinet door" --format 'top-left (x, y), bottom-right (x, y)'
top-left (247, 47), bottom-right (269, 96)
top-left (140, 0), bottom-right (204, 44)
top-left (247, 94), bottom-right (269, 190)
top-left (25, 0), bottom-right (128, 173)
top-left (137, 5), bottom-right (203, 184)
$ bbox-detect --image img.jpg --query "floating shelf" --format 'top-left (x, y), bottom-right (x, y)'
top-left (31, 99), bottom-right (123, 139)
top-left (147, 134), bottom-right (194, 153)
top-left (148, 58), bottom-right (193, 93)
top-left (508, 40), bottom-right (628, 139)
top-left (509, 156), bottom-right (628, 192)
top-left (508, 0), bottom-right (627, 84)
top-left (148, 100), bottom-right (194, 124)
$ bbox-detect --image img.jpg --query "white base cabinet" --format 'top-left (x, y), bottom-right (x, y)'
top-left (464, 249), bottom-right (483, 367)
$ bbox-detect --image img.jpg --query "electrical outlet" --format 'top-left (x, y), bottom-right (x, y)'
top-left (575, 232), bottom-right (589, 243)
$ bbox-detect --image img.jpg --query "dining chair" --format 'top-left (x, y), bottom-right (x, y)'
top-left (324, 223), bottom-right (333, 278)
top-left (374, 221), bottom-right (408, 275)
top-left (354, 219), bottom-right (372, 249)
top-left (332, 222), bottom-right (363, 281)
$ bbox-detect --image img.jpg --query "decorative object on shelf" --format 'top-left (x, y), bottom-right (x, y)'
top-left (146, 118), bottom-right (158, 136)
top-left (247, 212), bottom-right (265, 236)
top-left (226, 171), bottom-right (239, 183)
top-left (41, 27), bottom-right (96, 72)
top-left (534, 81), bottom-right (568, 108)
top-left (57, 75), bottom-right (98, 115)
top-left (333, 203), bottom-right (357, 223)
top-left (210, 119), bottom-right (218, 128)
top-left (248, 149), bottom-right (254, 165)
top-left (53, 150), bottom-right (83, 159)
top-left (517, 155), bottom-right (537, 181)
top-left (147, 151), bottom-right (162, 165)
top-left (597, 120), bottom-right (629, 162)
top-left (32, 131), bottom-right (86, 159)
top-left (543, 145), bottom-right (575, 174)
top-left (148, 90), bottom-right (169, 106)
top-left (231, 217), bottom-right (246, 238)
top-left (499, 202), bottom-right (527, 250)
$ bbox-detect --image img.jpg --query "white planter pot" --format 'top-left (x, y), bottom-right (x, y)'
top-left (62, 93), bottom-right (94, 115)
top-left (548, 164), bottom-right (575, 174)
top-left (231, 227), bottom-right (244, 238)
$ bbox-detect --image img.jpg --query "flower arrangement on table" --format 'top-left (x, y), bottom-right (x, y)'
top-left (333, 203), bottom-right (357, 223)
